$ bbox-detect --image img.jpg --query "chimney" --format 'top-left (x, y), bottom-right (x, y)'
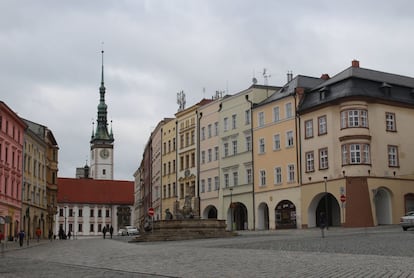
top-left (352, 60), bottom-right (360, 68)
top-left (287, 71), bottom-right (293, 82)
top-left (320, 74), bottom-right (330, 80)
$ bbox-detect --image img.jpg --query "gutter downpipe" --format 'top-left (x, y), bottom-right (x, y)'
top-left (196, 111), bottom-right (202, 218)
top-left (245, 94), bottom-right (255, 230)
top-left (294, 90), bottom-right (302, 229)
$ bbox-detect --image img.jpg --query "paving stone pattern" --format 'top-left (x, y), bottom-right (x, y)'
top-left (1, 225), bottom-right (413, 278)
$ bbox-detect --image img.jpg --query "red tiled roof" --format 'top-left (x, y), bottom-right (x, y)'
top-left (57, 178), bottom-right (134, 205)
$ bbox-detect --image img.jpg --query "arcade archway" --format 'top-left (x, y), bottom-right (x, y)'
top-left (202, 205), bottom-right (218, 219)
top-left (275, 200), bottom-right (296, 229)
top-left (308, 193), bottom-right (341, 228)
top-left (228, 202), bottom-right (248, 230)
top-left (257, 202), bottom-right (269, 230)
top-left (374, 187), bottom-right (392, 225)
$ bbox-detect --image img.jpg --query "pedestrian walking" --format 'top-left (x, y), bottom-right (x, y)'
top-left (68, 230), bottom-right (71, 240)
top-left (18, 230), bottom-right (25, 247)
top-left (36, 227), bottom-right (41, 242)
top-left (0, 230), bottom-right (4, 243)
top-left (48, 230), bottom-right (53, 242)
top-left (102, 226), bottom-right (107, 239)
top-left (109, 225), bottom-right (114, 239)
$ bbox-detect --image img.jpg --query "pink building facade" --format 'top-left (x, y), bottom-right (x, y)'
top-left (0, 101), bottom-right (26, 240)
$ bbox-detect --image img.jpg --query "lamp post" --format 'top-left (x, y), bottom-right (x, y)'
top-left (27, 198), bottom-right (31, 246)
top-left (64, 206), bottom-right (67, 237)
top-left (229, 187), bottom-right (233, 231)
top-left (324, 176), bottom-right (329, 230)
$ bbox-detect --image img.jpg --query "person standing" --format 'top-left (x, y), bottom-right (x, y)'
top-left (48, 230), bottom-right (53, 242)
top-left (102, 226), bottom-right (107, 239)
top-left (35, 227), bottom-right (41, 242)
top-left (67, 230), bottom-right (72, 240)
top-left (0, 230), bottom-right (4, 243)
top-left (18, 230), bottom-right (25, 247)
top-left (109, 226), bottom-right (114, 239)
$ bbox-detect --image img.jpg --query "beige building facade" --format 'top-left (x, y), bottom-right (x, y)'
top-left (22, 120), bottom-right (49, 239)
top-left (253, 76), bottom-right (322, 230)
top-left (299, 60), bottom-right (414, 228)
top-left (175, 99), bottom-right (211, 216)
top-left (219, 85), bottom-right (278, 230)
top-left (198, 96), bottom-right (222, 220)
top-left (160, 118), bottom-right (176, 220)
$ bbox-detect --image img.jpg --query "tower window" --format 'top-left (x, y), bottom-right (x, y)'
top-left (103, 169), bottom-right (106, 175)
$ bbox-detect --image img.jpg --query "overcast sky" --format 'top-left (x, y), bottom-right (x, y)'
top-left (1, 1), bottom-right (413, 181)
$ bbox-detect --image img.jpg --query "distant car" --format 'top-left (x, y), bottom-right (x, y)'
top-left (117, 228), bottom-right (127, 236)
top-left (125, 226), bottom-right (139, 236)
top-left (400, 211), bottom-right (414, 231)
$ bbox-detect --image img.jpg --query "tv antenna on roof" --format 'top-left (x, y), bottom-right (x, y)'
top-left (263, 68), bottom-right (271, 85)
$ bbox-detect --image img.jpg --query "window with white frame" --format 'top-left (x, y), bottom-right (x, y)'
top-left (232, 140), bottom-right (237, 155)
top-left (385, 112), bottom-right (396, 131)
top-left (233, 171), bottom-right (238, 186)
top-left (319, 148), bottom-right (328, 169)
top-left (207, 178), bottom-right (212, 192)
top-left (224, 173), bottom-right (229, 188)
top-left (287, 164), bottom-right (295, 182)
top-left (208, 149), bottom-right (212, 162)
top-left (305, 151), bottom-right (314, 172)
top-left (201, 150), bottom-right (205, 164)
top-left (201, 179), bottom-right (205, 193)
top-left (286, 131), bottom-right (294, 147)
top-left (201, 127), bottom-right (205, 140)
top-left (246, 135), bottom-right (252, 151)
top-left (305, 119), bottom-right (313, 139)
top-left (259, 138), bottom-right (265, 154)
top-left (341, 143), bottom-right (370, 165)
top-left (318, 115), bottom-right (327, 135)
top-left (214, 122), bottom-right (219, 136)
top-left (207, 124), bottom-right (212, 138)
top-left (214, 176), bottom-right (219, 190)
top-left (259, 170), bottom-right (266, 186)
top-left (387, 145), bottom-right (399, 167)
top-left (273, 134), bottom-right (281, 150)
top-left (273, 106), bottom-right (280, 122)
top-left (258, 111), bottom-right (265, 127)
top-left (224, 143), bottom-right (229, 157)
top-left (214, 146), bottom-right (219, 161)
top-left (286, 102), bottom-right (293, 118)
top-left (224, 117), bottom-right (228, 131)
top-left (341, 109), bottom-right (368, 128)
top-left (232, 114), bottom-right (237, 129)
top-left (274, 167), bottom-right (282, 184)
top-left (246, 168), bottom-right (252, 184)
top-left (245, 110), bottom-right (251, 124)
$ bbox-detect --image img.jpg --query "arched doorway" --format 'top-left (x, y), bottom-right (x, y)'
top-left (257, 202), bottom-right (269, 230)
top-left (374, 187), bottom-right (392, 225)
top-left (228, 202), bottom-right (248, 230)
top-left (203, 205), bottom-right (218, 219)
top-left (309, 193), bottom-right (341, 228)
top-left (275, 200), bottom-right (297, 229)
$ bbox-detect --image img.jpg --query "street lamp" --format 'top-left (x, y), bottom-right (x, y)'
top-left (26, 198), bottom-right (31, 246)
top-left (229, 187), bottom-right (233, 231)
top-left (64, 206), bottom-right (67, 237)
top-left (324, 176), bottom-right (329, 230)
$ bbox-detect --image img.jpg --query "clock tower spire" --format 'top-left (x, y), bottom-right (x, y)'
top-left (90, 48), bottom-right (114, 180)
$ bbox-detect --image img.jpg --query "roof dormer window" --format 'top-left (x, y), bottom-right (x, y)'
top-left (381, 82), bottom-right (392, 96)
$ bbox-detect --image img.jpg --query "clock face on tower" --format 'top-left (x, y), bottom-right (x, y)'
top-left (100, 149), bottom-right (110, 159)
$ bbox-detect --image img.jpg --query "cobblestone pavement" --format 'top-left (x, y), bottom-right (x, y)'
top-left (1, 225), bottom-right (414, 277)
